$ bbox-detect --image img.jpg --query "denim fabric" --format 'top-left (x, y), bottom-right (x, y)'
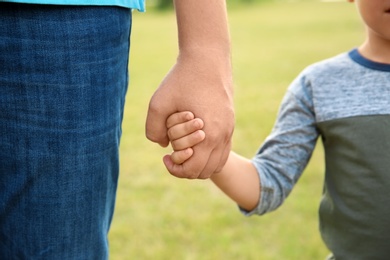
top-left (0, 4), bottom-right (132, 259)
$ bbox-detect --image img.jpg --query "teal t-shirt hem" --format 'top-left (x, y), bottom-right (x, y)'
top-left (0, 0), bottom-right (145, 11)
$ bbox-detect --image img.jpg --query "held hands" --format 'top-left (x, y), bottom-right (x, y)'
top-left (163, 111), bottom-right (206, 168)
top-left (145, 52), bottom-right (234, 179)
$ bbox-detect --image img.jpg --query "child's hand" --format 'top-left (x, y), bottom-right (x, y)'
top-left (164, 111), bottom-right (206, 165)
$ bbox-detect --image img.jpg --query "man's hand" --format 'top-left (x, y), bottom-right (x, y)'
top-left (145, 0), bottom-right (234, 179)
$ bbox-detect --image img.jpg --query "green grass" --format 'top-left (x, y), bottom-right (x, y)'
top-left (109, 1), bottom-right (364, 259)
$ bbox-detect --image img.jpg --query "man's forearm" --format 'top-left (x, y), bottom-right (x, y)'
top-left (174, 0), bottom-right (231, 56)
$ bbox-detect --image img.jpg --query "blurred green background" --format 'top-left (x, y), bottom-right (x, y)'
top-left (109, 1), bottom-right (363, 259)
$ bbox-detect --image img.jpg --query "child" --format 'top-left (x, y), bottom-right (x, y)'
top-left (163, 0), bottom-right (390, 258)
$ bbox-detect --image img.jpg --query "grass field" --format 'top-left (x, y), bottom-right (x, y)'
top-left (109, 1), bottom-right (364, 259)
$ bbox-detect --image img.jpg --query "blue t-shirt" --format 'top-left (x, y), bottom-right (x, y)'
top-left (0, 0), bottom-right (145, 11)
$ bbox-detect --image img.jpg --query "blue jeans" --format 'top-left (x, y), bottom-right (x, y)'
top-left (0, 3), bottom-right (132, 259)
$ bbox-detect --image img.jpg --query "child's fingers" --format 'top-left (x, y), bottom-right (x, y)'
top-left (166, 111), bottom-right (194, 128)
top-left (167, 118), bottom-right (204, 141)
top-left (170, 129), bottom-right (206, 151)
top-left (170, 148), bottom-right (194, 165)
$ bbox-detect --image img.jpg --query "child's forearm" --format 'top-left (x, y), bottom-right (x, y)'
top-left (210, 152), bottom-right (261, 211)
